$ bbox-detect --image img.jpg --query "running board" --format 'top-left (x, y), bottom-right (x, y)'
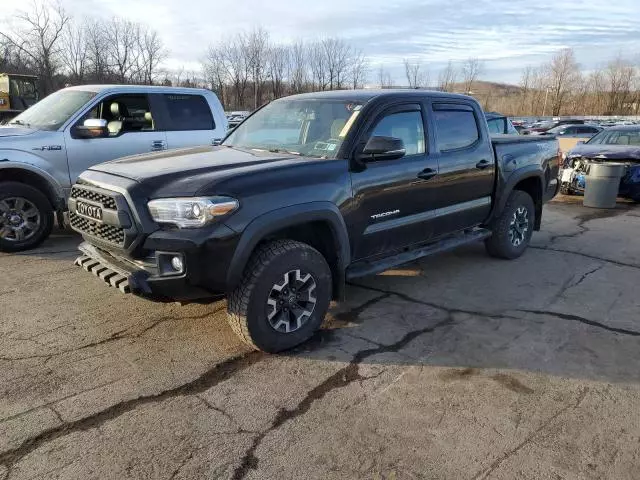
top-left (346, 228), bottom-right (492, 280)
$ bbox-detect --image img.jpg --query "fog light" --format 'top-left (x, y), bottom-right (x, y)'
top-left (170, 256), bottom-right (184, 272)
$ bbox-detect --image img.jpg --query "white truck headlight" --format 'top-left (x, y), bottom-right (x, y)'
top-left (147, 197), bottom-right (239, 228)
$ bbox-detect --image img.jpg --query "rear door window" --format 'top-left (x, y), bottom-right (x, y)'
top-left (163, 94), bottom-right (214, 131)
top-left (433, 106), bottom-right (479, 151)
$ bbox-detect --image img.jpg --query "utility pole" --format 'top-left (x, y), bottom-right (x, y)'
top-left (542, 87), bottom-right (550, 117)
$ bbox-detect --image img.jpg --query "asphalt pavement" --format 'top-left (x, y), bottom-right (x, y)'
top-left (1, 195), bottom-right (640, 479)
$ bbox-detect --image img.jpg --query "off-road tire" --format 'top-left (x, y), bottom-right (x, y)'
top-left (0, 181), bottom-right (54, 253)
top-left (485, 190), bottom-right (535, 260)
top-left (227, 239), bottom-right (332, 353)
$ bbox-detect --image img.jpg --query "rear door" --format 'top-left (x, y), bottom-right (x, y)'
top-left (154, 93), bottom-right (221, 149)
top-left (349, 103), bottom-right (439, 260)
top-left (427, 101), bottom-right (495, 236)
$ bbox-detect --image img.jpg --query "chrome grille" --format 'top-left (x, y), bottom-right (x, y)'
top-left (69, 212), bottom-right (125, 246)
top-left (70, 186), bottom-right (117, 210)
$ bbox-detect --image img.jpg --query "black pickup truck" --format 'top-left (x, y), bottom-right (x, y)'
top-left (69, 90), bottom-right (560, 352)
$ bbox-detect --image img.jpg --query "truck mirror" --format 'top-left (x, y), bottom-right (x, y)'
top-left (73, 118), bottom-right (109, 139)
top-left (360, 136), bottom-right (406, 162)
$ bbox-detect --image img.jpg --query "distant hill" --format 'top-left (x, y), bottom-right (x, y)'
top-left (450, 81), bottom-right (522, 96)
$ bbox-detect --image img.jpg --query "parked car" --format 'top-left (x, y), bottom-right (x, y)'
top-left (540, 124), bottom-right (602, 138)
top-left (560, 125), bottom-right (640, 200)
top-left (70, 89), bottom-right (560, 352)
top-left (527, 119), bottom-right (585, 135)
top-left (0, 85), bottom-right (227, 252)
top-left (485, 112), bottom-right (519, 135)
top-left (226, 111), bottom-right (250, 129)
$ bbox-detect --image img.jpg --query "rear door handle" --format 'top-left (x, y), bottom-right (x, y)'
top-left (417, 168), bottom-right (437, 180)
top-left (151, 140), bottom-right (166, 151)
top-left (476, 159), bottom-right (491, 169)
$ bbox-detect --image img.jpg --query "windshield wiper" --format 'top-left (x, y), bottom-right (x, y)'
top-left (8, 119), bottom-right (31, 127)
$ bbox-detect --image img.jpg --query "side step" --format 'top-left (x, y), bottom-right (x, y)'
top-left (346, 228), bottom-right (491, 280)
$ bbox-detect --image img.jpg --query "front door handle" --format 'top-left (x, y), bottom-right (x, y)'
top-left (417, 168), bottom-right (437, 180)
top-left (151, 140), bottom-right (166, 151)
top-left (476, 159), bottom-right (491, 169)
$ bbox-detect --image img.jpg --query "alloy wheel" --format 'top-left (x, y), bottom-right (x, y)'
top-left (508, 206), bottom-right (529, 247)
top-left (0, 197), bottom-right (41, 243)
top-left (266, 269), bottom-right (317, 333)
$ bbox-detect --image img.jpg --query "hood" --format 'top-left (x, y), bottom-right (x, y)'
top-left (567, 143), bottom-right (640, 161)
top-left (0, 126), bottom-right (38, 138)
top-left (88, 145), bottom-right (313, 196)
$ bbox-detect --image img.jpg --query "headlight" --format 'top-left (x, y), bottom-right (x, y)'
top-left (147, 197), bottom-right (239, 228)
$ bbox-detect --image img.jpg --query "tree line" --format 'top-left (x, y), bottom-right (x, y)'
top-left (1, 1), bottom-right (639, 115)
top-left (1, 2), bottom-right (164, 95)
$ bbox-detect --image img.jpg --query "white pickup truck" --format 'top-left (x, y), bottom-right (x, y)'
top-left (0, 85), bottom-right (227, 252)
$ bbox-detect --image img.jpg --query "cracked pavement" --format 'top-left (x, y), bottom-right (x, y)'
top-left (1, 195), bottom-right (640, 479)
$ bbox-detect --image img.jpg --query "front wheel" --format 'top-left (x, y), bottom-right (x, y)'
top-left (227, 240), bottom-right (332, 353)
top-left (0, 182), bottom-right (54, 253)
top-left (485, 190), bottom-right (535, 260)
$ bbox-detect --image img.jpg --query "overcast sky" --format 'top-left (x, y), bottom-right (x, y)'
top-left (6, 0), bottom-right (640, 84)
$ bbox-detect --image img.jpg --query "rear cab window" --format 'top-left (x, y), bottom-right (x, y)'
top-left (163, 94), bottom-right (214, 131)
top-left (432, 104), bottom-right (480, 151)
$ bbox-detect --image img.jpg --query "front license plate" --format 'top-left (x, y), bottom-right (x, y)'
top-left (76, 201), bottom-right (103, 221)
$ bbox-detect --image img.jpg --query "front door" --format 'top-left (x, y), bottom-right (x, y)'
top-left (349, 103), bottom-right (439, 260)
top-left (64, 93), bottom-right (167, 183)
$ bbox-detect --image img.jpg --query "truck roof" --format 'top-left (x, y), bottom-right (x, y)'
top-left (283, 89), bottom-right (475, 102)
top-left (63, 84), bottom-right (212, 95)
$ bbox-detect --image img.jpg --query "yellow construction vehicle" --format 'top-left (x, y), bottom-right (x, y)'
top-left (0, 73), bottom-right (39, 123)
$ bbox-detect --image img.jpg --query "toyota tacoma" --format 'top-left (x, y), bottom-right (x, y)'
top-left (70, 90), bottom-right (560, 352)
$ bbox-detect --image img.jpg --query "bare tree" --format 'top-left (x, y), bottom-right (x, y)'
top-left (61, 19), bottom-right (88, 84)
top-left (605, 56), bottom-right (635, 114)
top-left (545, 48), bottom-right (580, 116)
top-left (245, 27), bottom-right (270, 108)
top-left (137, 27), bottom-right (164, 84)
top-left (268, 45), bottom-right (288, 99)
top-left (84, 18), bottom-right (109, 83)
top-left (461, 57), bottom-right (483, 93)
top-left (438, 61), bottom-right (458, 92)
top-left (203, 44), bottom-right (228, 105)
top-left (350, 49), bottom-right (368, 89)
top-left (0, 0), bottom-right (71, 93)
top-left (322, 37), bottom-right (351, 89)
top-left (104, 17), bottom-right (140, 83)
top-left (308, 41), bottom-right (328, 91)
top-left (403, 59), bottom-right (428, 88)
top-left (288, 40), bottom-right (308, 93)
top-left (377, 65), bottom-right (392, 88)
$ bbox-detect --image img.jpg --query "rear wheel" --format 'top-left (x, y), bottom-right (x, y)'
top-left (485, 190), bottom-right (535, 260)
top-left (0, 182), bottom-right (54, 252)
top-left (227, 240), bottom-right (332, 352)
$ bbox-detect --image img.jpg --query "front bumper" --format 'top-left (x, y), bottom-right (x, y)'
top-left (74, 241), bottom-right (224, 302)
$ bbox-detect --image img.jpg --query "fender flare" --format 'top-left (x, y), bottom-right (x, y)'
top-left (496, 167), bottom-right (545, 213)
top-left (492, 166), bottom-right (545, 230)
top-left (0, 160), bottom-right (66, 208)
top-left (226, 202), bottom-right (351, 292)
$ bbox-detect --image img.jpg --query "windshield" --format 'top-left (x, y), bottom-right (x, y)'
top-left (9, 90), bottom-right (96, 131)
top-left (224, 98), bottom-right (364, 158)
top-left (587, 129), bottom-right (640, 146)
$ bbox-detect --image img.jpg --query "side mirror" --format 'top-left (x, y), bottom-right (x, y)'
top-left (73, 118), bottom-right (108, 139)
top-left (576, 140), bottom-right (586, 145)
top-left (359, 136), bottom-right (406, 161)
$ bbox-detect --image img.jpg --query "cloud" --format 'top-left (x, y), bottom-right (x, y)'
top-left (5, 0), bottom-right (639, 84)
